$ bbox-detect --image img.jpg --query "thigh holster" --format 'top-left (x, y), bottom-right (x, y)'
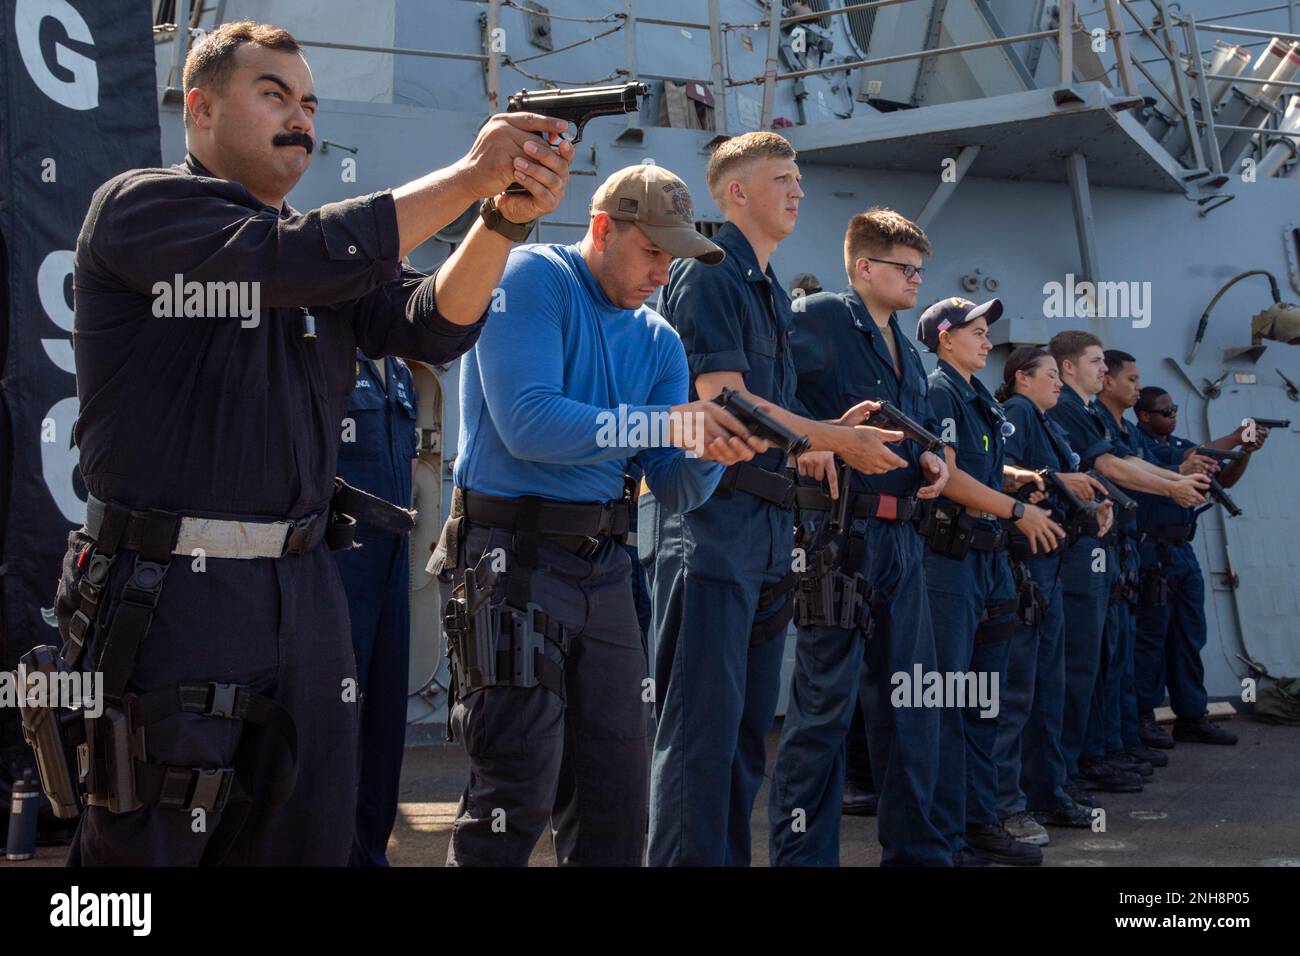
top-left (29, 502), bottom-right (299, 819)
top-left (751, 571), bottom-right (798, 647)
top-left (1138, 541), bottom-right (1172, 608)
top-left (976, 599), bottom-right (1020, 643)
top-left (443, 554), bottom-right (569, 704)
top-left (1010, 559), bottom-right (1045, 628)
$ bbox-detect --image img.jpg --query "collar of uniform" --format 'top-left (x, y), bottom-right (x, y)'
top-left (935, 358), bottom-right (980, 402)
top-left (1004, 391), bottom-right (1046, 422)
top-left (1095, 399), bottom-right (1132, 434)
top-left (1058, 381), bottom-right (1093, 410)
top-left (845, 290), bottom-right (898, 336)
top-left (1136, 423), bottom-right (1170, 445)
top-left (181, 152), bottom-right (292, 217)
top-left (715, 222), bottom-right (770, 284)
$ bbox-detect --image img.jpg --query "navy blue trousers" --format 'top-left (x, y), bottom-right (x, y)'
top-left (924, 543), bottom-right (1016, 851)
top-left (1085, 540), bottom-right (1142, 757)
top-left (645, 490), bottom-right (791, 867)
top-left (1058, 536), bottom-right (1109, 778)
top-left (995, 552), bottom-right (1070, 816)
top-left (334, 530), bottom-right (410, 866)
top-left (768, 520), bottom-right (947, 867)
top-left (1135, 540), bottom-right (1209, 719)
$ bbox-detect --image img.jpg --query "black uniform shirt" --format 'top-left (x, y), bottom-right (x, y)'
top-left (72, 154), bottom-right (482, 519)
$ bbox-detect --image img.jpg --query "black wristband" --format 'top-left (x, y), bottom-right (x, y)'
top-left (479, 196), bottom-right (536, 242)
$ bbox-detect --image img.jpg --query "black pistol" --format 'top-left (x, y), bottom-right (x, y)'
top-left (1087, 469), bottom-right (1138, 512)
top-left (1017, 468), bottom-right (1098, 520)
top-left (1194, 474), bottom-right (1243, 518)
top-left (714, 387), bottom-right (811, 457)
top-left (1193, 446), bottom-right (1245, 463)
top-left (1246, 417), bottom-right (1290, 429)
top-left (507, 82), bottom-right (649, 144)
top-left (1187, 449), bottom-right (1243, 516)
top-left (872, 401), bottom-right (945, 455)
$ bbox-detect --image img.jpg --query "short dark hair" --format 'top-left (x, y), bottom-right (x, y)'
top-left (1135, 386), bottom-right (1168, 413)
top-left (183, 21), bottom-right (303, 126)
top-left (843, 207), bottom-right (930, 282)
top-left (1104, 349), bottom-right (1136, 371)
top-left (790, 273), bottom-right (822, 296)
top-left (1049, 330), bottom-right (1103, 368)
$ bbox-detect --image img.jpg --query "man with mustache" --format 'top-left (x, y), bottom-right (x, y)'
top-left (63, 20), bottom-right (572, 865)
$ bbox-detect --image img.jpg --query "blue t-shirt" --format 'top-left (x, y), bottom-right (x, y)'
top-left (455, 243), bottom-right (722, 512)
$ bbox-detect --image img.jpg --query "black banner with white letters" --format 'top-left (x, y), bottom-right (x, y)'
top-left (0, 0), bottom-right (159, 802)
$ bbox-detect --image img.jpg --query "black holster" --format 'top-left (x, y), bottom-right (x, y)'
top-left (916, 502), bottom-right (1006, 558)
top-left (1139, 568), bottom-right (1170, 608)
top-left (15, 645), bottom-right (88, 819)
top-left (1010, 559), bottom-right (1045, 628)
top-left (33, 504), bottom-right (298, 819)
top-left (791, 518), bottom-right (871, 634)
top-left (443, 556), bottom-right (569, 722)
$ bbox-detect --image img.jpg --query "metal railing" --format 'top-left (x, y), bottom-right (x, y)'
top-left (152, 0), bottom-right (1300, 176)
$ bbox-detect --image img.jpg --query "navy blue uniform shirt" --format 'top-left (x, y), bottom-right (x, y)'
top-left (790, 289), bottom-right (938, 497)
top-left (73, 153), bottom-right (481, 519)
top-left (1045, 384), bottom-right (1118, 472)
top-left (660, 221), bottom-right (797, 473)
top-left (1134, 426), bottom-right (1196, 529)
top-left (1001, 392), bottom-right (1080, 527)
top-left (1095, 401), bottom-right (1141, 540)
top-left (928, 359), bottom-right (1008, 508)
top-left (337, 351), bottom-right (419, 513)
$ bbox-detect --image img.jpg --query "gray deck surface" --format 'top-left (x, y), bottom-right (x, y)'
top-left (9, 716), bottom-right (1296, 868)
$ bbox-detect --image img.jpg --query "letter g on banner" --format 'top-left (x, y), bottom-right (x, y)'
top-left (15, 0), bottom-right (100, 110)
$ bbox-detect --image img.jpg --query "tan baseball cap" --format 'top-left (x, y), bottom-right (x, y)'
top-left (591, 165), bottom-right (725, 265)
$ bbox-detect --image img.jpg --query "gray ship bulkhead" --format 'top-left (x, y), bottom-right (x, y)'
top-left (154, 0), bottom-right (1300, 709)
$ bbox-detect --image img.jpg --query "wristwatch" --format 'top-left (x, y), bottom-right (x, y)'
top-left (1010, 501), bottom-right (1026, 521)
top-left (479, 196), bottom-right (535, 242)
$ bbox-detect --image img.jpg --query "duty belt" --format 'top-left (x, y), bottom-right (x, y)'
top-left (916, 501), bottom-right (1009, 554)
top-left (794, 486), bottom-right (918, 523)
top-left (715, 462), bottom-right (796, 509)
top-left (1143, 523), bottom-right (1195, 545)
top-left (453, 488), bottom-right (630, 556)
top-left (84, 477), bottom-right (415, 560)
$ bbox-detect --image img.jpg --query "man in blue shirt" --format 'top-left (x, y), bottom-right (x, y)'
top-left (431, 164), bottom-right (766, 866)
top-left (767, 208), bottom-right (952, 866)
top-left (1132, 387), bottom-right (1268, 747)
top-left (334, 352), bottom-right (418, 866)
top-left (1045, 332), bottom-right (1208, 803)
top-left (644, 133), bottom-right (909, 867)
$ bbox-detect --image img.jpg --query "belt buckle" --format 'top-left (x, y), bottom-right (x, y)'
top-left (282, 513), bottom-right (317, 556)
